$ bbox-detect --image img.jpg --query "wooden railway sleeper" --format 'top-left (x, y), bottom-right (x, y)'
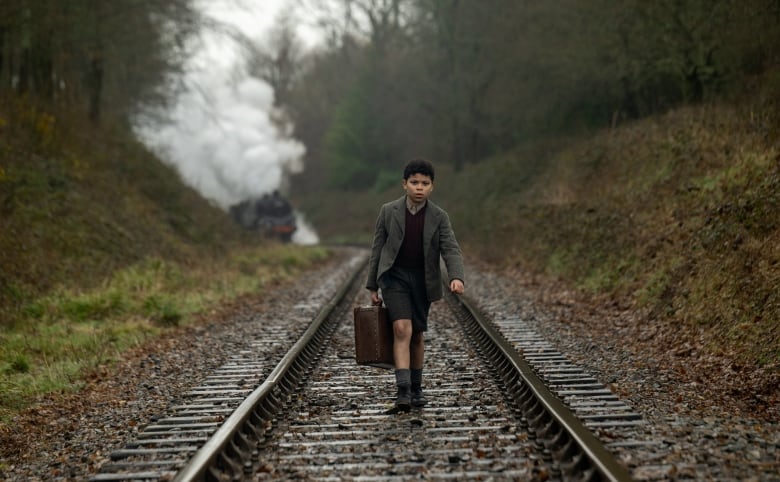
top-left (557, 437), bottom-right (579, 465)
top-left (561, 450), bottom-right (592, 479)
top-left (530, 406), bottom-right (551, 432)
top-left (214, 449), bottom-right (241, 480)
top-left (547, 422), bottom-right (571, 451)
top-left (522, 397), bottom-right (541, 419)
top-left (247, 412), bottom-right (266, 438)
top-left (278, 377), bottom-right (295, 401)
top-left (235, 429), bottom-right (253, 456)
top-left (497, 356), bottom-right (512, 374)
top-left (256, 401), bottom-right (273, 421)
top-left (539, 417), bottom-right (561, 441)
top-left (285, 363), bottom-right (301, 384)
top-left (506, 382), bottom-right (522, 400)
top-left (205, 464), bottom-right (223, 482)
top-left (265, 390), bottom-right (282, 411)
top-left (225, 439), bottom-right (247, 470)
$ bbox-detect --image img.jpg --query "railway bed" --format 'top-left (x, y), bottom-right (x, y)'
top-left (88, 251), bottom-right (774, 481)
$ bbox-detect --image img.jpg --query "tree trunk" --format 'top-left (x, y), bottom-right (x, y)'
top-left (87, 52), bottom-right (103, 123)
top-left (0, 26), bottom-right (5, 89)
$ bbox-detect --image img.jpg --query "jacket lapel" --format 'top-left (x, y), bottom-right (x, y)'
top-left (391, 196), bottom-right (406, 235)
top-left (423, 200), bottom-right (439, 258)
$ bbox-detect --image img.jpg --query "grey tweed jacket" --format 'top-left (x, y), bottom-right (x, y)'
top-left (366, 195), bottom-right (465, 302)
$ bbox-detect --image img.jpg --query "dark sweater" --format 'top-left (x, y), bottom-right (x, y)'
top-left (393, 204), bottom-right (426, 270)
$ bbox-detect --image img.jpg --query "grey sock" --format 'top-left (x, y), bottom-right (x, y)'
top-left (395, 368), bottom-right (411, 387)
top-left (411, 368), bottom-right (423, 388)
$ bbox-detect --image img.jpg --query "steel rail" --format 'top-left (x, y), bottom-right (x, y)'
top-left (450, 292), bottom-right (635, 482)
top-left (172, 255), bottom-right (367, 482)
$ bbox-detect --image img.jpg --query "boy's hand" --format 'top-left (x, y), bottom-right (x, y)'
top-left (449, 279), bottom-right (464, 295)
top-left (370, 290), bottom-right (382, 305)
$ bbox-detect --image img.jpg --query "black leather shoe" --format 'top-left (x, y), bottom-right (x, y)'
top-left (411, 386), bottom-right (427, 407)
top-left (396, 385), bottom-right (411, 411)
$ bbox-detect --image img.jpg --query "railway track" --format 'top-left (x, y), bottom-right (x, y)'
top-left (92, 253), bottom-right (640, 481)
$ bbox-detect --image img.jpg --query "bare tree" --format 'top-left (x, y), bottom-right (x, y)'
top-left (0, 0), bottom-right (201, 124)
top-left (251, 11), bottom-right (303, 107)
top-left (296, 0), bottom-right (411, 50)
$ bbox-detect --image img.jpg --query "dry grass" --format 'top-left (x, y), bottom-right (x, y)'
top-left (0, 98), bottom-right (334, 419)
top-left (452, 100), bottom-right (780, 371)
top-left (302, 89), bottom-right (780, 375)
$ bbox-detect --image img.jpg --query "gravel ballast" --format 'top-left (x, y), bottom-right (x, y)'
top-left (1, 251), bottom-right (778, 481)
top-left (467, 266), bottom-right (779, 481)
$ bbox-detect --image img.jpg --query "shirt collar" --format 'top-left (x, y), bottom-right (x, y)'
top-left (406, 196), bottom-right (427, 214)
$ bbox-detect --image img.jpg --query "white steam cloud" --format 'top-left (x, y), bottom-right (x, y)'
top-left (139, 66), bottom-right (304, 209)
top-left (136, 28), bottom-right (304, 209)
top-left (134, 1), bottom-right (319, 244)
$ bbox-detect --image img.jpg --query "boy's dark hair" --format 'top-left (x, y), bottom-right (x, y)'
top-left (403, 158), bottom-right (435, 181)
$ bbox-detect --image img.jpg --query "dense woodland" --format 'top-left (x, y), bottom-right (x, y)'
top-left (0, 1), bottom-right (202, 124)
top-left (254, 0), bottom-right (780, 192)
top-left (2, 0), bottom-right (778, 171)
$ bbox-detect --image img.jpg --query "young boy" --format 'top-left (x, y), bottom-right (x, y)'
top-left (366, 158), bottom-right (465, 411)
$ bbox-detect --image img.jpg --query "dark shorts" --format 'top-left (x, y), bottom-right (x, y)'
top-left (379, 266), bottom-right (431, 332)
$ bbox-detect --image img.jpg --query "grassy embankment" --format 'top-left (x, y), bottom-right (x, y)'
top-left (0, 99), bottom-right (331, 421)
top-left (297, 80), bottom-right (780, 386)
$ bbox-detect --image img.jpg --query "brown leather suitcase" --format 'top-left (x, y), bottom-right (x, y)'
top-left (353, 305), bottom-right (394, 369)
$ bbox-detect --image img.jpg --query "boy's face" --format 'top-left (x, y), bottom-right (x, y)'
top-left (403, 173), bottom-right (434, 204)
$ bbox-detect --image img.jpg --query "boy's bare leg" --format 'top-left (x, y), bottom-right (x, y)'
top-left (393, 319), bottom-right (413, 368)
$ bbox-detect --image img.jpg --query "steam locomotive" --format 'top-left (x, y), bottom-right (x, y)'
top-left (229, 191), bottom-right (297, 242)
